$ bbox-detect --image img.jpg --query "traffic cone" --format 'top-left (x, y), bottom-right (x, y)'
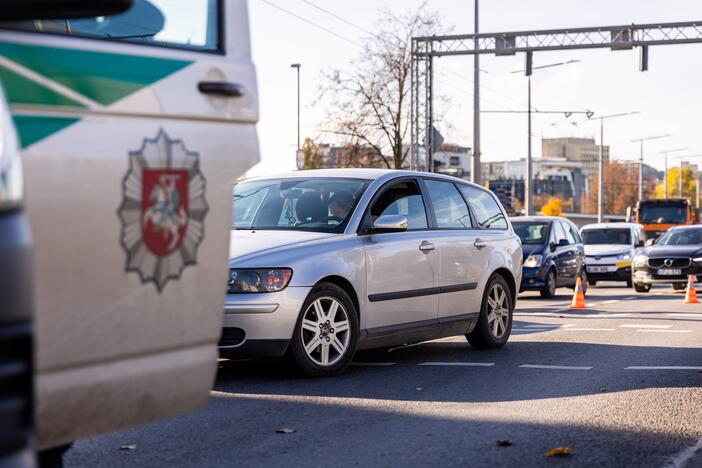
top-left (683, 275), bottom-right (699, 304)
top-left (569, 276), bottom-right (588, 309)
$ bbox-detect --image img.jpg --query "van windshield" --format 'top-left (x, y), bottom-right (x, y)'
top-left (582, 229), bottom-right (631, 245)
top-left (233, 178), bottom-right (369, 233)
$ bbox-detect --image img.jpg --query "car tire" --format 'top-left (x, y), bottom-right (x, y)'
top-left (289, 282), bottom-right (359, 377)
top-left (626, 279), bottom-right (633, 288)
top-left (540, 269), bottom-right (557, 298)
top-left (634, 283), bottom-right (651, 293)
top-left (467, 274), bottom-right (513, 349)
top-left (673, 283), bottom-right (686, 291)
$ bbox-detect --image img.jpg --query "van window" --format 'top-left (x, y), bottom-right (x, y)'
top-left (6, 0), bottom-right (220, 51)
top-left (424, 180), bottom-right (471, 229)
top-left (458, 186), bottom-right (508, 229)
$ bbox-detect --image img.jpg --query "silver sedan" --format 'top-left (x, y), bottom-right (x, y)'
top-left (221, 169), bottom-right (522, 376)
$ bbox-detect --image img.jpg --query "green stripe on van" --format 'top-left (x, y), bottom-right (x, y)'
top-left (0, 42), bottom-right (192, 106)
top-left (0, 64), bottom-right (85, 108)
top-left (13, 115), bottom-right (80, 148)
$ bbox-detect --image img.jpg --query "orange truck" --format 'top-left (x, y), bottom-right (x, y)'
top-left (630, 198), bottom-right (697, 239)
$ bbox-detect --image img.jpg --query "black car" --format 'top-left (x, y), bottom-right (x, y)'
top-left (511, 216), bottom-right (587, 298)
top-left (632, 225), bottom-right (702, 293)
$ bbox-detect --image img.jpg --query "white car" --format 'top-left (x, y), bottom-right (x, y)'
top-left (222, 169), bottom-right (523, 376)
top-left (580, 223), bottom-right (646, 287)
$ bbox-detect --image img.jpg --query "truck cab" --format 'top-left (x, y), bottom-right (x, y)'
top-left (0, 0), bottom-right (260, 458)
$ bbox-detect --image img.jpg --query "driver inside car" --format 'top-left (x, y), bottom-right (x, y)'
top-left (328, 191), bottom-right (354, 220)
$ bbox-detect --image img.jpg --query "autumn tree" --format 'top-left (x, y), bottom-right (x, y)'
top-left (655, 166), bottom-right (697, 200)
top-left (318, 5), bottom-right (446, 169)
top-left (541, 197), bottom-right (563, 216)
top-left (583, 162), bottom-right (655, 215)
top-left (300, 138), bottom-right (323, 170)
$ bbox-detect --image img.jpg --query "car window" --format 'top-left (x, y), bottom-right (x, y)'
top-left (370, 181), bottom-right (428, 230)
top-left (569, 224), bottom-right (582, 244)
top-left (6, 0), bottom-right (220, 51)
top-left (458, 185), bottom-right (508, 229)
top-left (424, 180), bottom-right (471, 229)
top-left (553, 222), bottom-right (567, 244)
top-left (561, 222), bottom-right (577, 244)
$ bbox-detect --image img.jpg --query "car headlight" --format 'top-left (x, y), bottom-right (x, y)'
top-left (617, 253), bottom-right (631, 261)
top-left (523, 254), bottom-right (542, 268)
top-left (633, 255), bottom-right (648, 268)
top-left (693, 257), bottom-right (702, 263)
top-left (228, 268), bottom-right (292, 293)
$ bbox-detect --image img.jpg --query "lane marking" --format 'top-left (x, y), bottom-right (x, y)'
top-left (522, 324), bottom-right (572, 329)
top-left (625, 366), bottom-right (702, 370)
top-left (666, 313), bottom-right (702, 318)
top-left (519, 364), bottom-right (592, 370)
top-left (663, 435), bottom-right (702, 468)
top-left (619, 324), bottom-right (672, 329)
top-left (636, 329), bottom-right (692, 333)
top-left (419, 362), bottom-right (495, 367)
top-left (351, 362), bottom-right (397, 367)
top-left (562, 327), bottom-right (615, 331)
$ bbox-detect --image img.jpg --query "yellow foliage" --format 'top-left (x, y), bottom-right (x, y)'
top-left (654, 166), bottom-right (697, 199)
top-left (540, 197), bottom-right (563, 216)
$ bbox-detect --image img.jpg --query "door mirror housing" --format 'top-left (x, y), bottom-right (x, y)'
top-left (636, 240), bottom-right (645, 248)
top-left (549, 242), bottom-right (557, 252)
top-left (645, 238), bottom-right (655, 247)
top-left (370, 215), bottom-right (408, 233)
top-left (558, 239), bottom-right (569, 247)
top-left (1, 0), bottom-right (133, 21)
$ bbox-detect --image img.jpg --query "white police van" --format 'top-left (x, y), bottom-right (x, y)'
top-left (0, 0), bottom-right (259, 463)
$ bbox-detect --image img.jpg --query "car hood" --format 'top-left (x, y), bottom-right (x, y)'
top-left (584, 244), bottom-right (631, 257)
top-left (521, 244), bottom-right (544, 257)
top-left (229, 229), bottom-right (337, 260)
top-left (642, 245), bottom-right (702, 258)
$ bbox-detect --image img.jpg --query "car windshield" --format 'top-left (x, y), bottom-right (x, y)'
top-left (582, 229), bottom-right (631, 245)
top-left (640, 205), bottom-right (687, 224)
top-left (233, 177), bottom-right (369, 233)
top-left (512, 222), bottom-right (549, 245)
top-left (655, 228), bottom-right (702, 246)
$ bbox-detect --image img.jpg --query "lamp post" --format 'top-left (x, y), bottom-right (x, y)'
top-left (631, 134), bottom-right (670, 202)
top-left (512, 59), bottom-right (580, 215)
top-left (671, 154), bottom-right (702, 199)
top-left (588, 112), bottom-right (638, 223)
top-left (658, 148), bottom-right (689, 197)
top-left (290, 63), bottom-right (301, 155)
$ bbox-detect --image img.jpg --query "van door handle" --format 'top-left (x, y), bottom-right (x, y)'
top-left (198, 81), bottom-right (245, 97)
top-left (419, 241), bottom-right (435, 252)
top-left (474, 238), bottom-right (487, 250)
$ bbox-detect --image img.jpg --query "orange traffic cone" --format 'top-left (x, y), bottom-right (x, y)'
top-left (569, 277), bottom-right (588, 309)
top-left (683, 275), bottom-right (699, 304)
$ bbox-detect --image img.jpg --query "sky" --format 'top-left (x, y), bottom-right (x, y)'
top-left (247, 0), bottom-right (702, 176)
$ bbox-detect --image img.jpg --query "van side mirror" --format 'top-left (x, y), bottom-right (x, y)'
top-left (636, 240), bottom-right (645, 248)
top-left (1, 0), bottom-right (133, 21)
top-left (370, 215), bottom-right (408, 233)
top-left (645, 239), bottom-right (655, 247)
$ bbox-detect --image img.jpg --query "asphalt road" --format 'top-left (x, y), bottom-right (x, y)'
top-left (67, 283), bottom-right (702, 468)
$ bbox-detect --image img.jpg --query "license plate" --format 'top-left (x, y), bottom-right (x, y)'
top-left (657, 268), bottom-right (682, 276)
top-left (587, 266), bottom-right (609, 273)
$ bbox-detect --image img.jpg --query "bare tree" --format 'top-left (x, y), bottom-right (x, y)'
top-left (318, 5), bottom-right (446, 169)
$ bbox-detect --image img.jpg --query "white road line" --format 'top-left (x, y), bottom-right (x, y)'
top-left (562, 328), bottom-right (615, 331)
top-left (519, 364), bottom-right (593, 370)
top-left (619, 324), bottom-right (672, 329)
top-left (351, 362), bottom-right (397, 367)
top-left (636, 329), bottom-right (692, 333)
top-left (597, 299), bottom-right (620, 305)
top-left (666, 313), bottom-right (702, 317)
top-left (418, 362), bottom-right (495, 367)
top-left (625, 366), bottom-right (702, 370)
top-left (664, 435), bottom-right (702, 468)
top-left (523, 324), bottom-right (566, 328)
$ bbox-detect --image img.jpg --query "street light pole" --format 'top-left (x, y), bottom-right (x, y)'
top-left (680, 158), bottom-right (684, 197)
top-left (658, 149), bottom-right (690, 198)
top-left (290, 63), bottom-right (301, 154)
top-left (631, 134), bottom-right (670, 202)
top-left (472, 0), bottom-right (481, 185)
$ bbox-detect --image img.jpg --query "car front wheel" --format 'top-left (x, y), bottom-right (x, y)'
top-left (540, 269), bottom-right (557, 298)
top-left (467, 274), bottom-right (513, 349)
top-left (634, 283), bottom-right (651, 293)
top-left (289, 282), bottom-right (358, 377)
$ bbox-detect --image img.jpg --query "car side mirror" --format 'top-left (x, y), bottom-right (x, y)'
top-left (549, 242), bottom-right (557, 252)
top-left (558, 239), bottom-right (569, 247)
top-left (370, 215), bottom-right (408, 233)
top-left (1, 0), bottom-right (133, 21)
top-left (645, 239), bottom-right (655, 247)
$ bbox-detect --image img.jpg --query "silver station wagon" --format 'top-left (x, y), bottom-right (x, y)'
top-left (222, 169), bottom-right (522, 376)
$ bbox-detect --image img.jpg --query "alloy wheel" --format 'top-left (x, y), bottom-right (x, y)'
top-left (486, 283), bottom-right (510, 339)
top-left (300, 296), bottom-right (351, 366)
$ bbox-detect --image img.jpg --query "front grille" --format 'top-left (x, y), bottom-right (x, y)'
top-left (219, 327), bottom-right (246, 347)
top-left (0, 323), bottom-right (32, 458)
top-left (648, 258), bottom-right (691, 268)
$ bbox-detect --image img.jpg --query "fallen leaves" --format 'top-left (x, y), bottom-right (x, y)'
top-left (275, 428), bottom-right (297, 434)
top-left (545, 447), bottom-right (572, 457)
top-left (496, 439), bottom-right (513, 447)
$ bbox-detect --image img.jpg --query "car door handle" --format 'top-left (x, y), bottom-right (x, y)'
top-left (474, 238), bottom-right (487, 250)
top-left (419, 241), bottom-right (435, 252)
top-left (198, 81), bottom-right (245, 97)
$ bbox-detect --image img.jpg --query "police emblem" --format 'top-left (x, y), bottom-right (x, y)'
top-left (118, 130), bottom-right (208, 291)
